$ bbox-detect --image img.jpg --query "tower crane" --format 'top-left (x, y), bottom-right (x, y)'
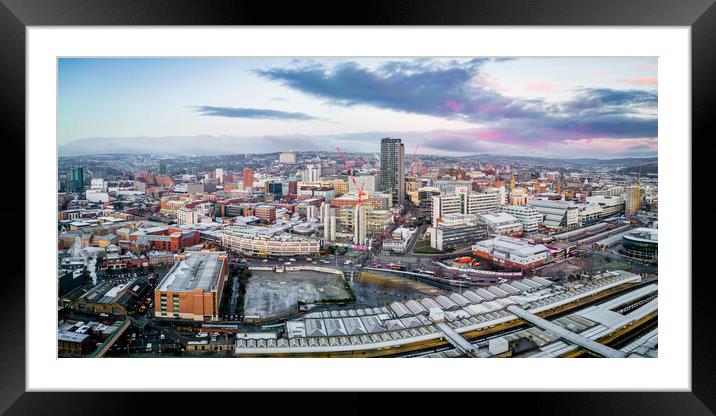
top-left (336, 145), bottom-right (366, 206)
top-left (409, 144), bottom-right (420, 177)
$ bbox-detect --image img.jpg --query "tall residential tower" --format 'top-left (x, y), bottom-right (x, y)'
top-left (379, 137), bottom-right (405, 205)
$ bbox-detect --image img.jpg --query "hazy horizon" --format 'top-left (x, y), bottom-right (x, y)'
top-left (59, 57), bottom-right (658, 159)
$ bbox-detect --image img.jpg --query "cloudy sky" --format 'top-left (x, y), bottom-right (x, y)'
top-left (58, 57), bottom-right (657, 158)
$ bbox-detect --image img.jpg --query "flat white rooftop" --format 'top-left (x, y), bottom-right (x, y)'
top-left (157, 252), bottom-right (224, 292)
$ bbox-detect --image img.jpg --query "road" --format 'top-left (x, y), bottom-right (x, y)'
top-left (226, 273), bottom-right (240, 319)
top-left (403, 224), bottom-right (428, 254)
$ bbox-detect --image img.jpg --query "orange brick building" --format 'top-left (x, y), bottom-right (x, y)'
top-left (154, 252), bottom-right (228, 321)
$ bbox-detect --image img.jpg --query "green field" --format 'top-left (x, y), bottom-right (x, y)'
top-left (413, 245), bottom-right (443, 254)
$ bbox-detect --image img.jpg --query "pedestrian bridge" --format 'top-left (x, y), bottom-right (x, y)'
top-left (506, 305), bottom-right (626, 358)
top-left (435, 322), bottom-right (478, 357)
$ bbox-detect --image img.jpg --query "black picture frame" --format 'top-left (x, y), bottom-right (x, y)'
top-left (1, 0), bottom-right (711, 414)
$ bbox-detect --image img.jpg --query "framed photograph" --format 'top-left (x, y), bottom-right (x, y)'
top-left (2, 0), bottom-right (711, 414)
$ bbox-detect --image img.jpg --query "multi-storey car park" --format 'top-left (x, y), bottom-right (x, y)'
top-left (221, 224), bottom-right (321, 258)
top-left (154, 252), bottom-right (228, 321)
top-left (234, 270), bottom-right (647, 357)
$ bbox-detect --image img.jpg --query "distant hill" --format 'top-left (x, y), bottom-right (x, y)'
top-left (59, 135), bottom-right (658, 163)
top-left (618, 162), bottom-right (658, 175)
top-left (59, 135), bottom-right (325, 156)
top-left (465, 153), bottom-right (657, 168)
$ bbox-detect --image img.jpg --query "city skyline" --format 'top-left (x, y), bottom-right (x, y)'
top-left (59, 57), bottom-right (657, 159)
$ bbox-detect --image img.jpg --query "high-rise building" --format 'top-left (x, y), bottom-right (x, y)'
top-left (242, 168), bottom-right (254, 191)
top-left (288, 180), bottom-right (298, 196)
top-left (353, 205), bottom-right (369, 246)
top-left (625, 185), bottom-right (641, 219)
top-left (320, 202), bottom-right (337, 242)
top-left (267, 182), bottom-right (283, 196)
top-left (279, 152), bottom-right (296, 164)
top-left (306, 205), bottom-right (318, 219)
top-left (304, 164), bottom-right (321, 182)
top-left (380, 137), bottom-right (405, 205)
top-left (71, 167), bottom-right (84, 191)
top-left (215, 168), bottom-right (224, 183)
top-left (159, 163), bottom-right (167, 174)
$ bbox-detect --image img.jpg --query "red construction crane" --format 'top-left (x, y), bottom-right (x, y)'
top-left (336, 145), bottom-right (366, 206)
top-left (409, 144), bottom-right (420, 177)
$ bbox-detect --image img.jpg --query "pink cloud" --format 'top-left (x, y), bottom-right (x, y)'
top-left (444, 100), bottom-right (464, 112)
top-left (471, 73), bottom-right (507, 91)
top-left (557, 138), bottom-right (657, 154)
top-left (619, 76), bottom-right (657, 85)
top-left (635, 63), bottom-right (658, 72)
top-left (420, 129), bottom-right (657, 158)
top-left (472, 128), bottom-right (533, 147)
top-left (525, 82), bottom-right (558, 91)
